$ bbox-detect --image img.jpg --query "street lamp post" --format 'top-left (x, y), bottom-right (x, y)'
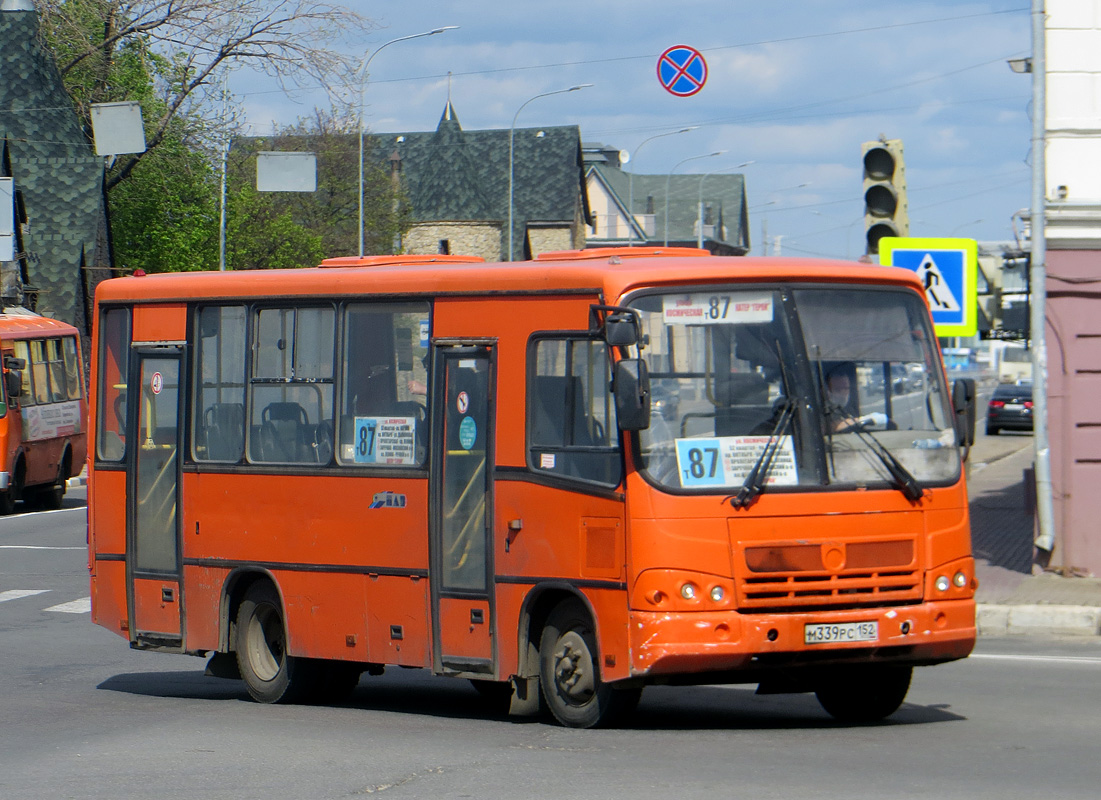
top-left (627, 127), bottom-right (697, 246)
top-left (358, 26), bottom-right (458, 258)
top-left (664, 151), bottom-right (724, 246)
top-left (508, 84), bottom-right (592, 261)
top-left (697, 160), bottom-right (753, 249)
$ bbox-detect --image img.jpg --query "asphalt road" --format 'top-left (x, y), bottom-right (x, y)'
top-left (6, 469), bottom-right (1098, 799)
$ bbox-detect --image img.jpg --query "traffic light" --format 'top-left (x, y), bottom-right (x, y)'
top-left (862, 138), bottom-right (908, 255)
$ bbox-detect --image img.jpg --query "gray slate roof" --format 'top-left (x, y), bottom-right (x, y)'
top-left (374, 103), bottom-right (591, 260)
top-left (588, 162), bottom-right (749, 253)
top-left (0, 7), bottom-right (108, 331)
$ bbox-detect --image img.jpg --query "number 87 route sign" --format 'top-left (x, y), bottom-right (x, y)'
top-left (657, 45), bottom-right (708, 97)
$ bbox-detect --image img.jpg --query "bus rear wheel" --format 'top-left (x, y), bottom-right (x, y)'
top-left (235, 583), bottom-right (312, 704)
top-left (815, 665), bottom-right (912, 723)
top-left (33, 461), bottom-right (67, 511)
top-left (539, 599), bottom-right (640, 728)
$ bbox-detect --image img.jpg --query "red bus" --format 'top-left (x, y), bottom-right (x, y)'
top-left (0, 310), bottom-right (87, 513)
top-left (87, 248), bottom-right (977, 727)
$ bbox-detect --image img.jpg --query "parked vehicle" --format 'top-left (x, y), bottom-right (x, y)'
top-left (986, 382), bottom-right (1033, 435)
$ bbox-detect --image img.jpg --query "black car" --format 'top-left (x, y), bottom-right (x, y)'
top-left (986, 382), bottom-right (1033, 435)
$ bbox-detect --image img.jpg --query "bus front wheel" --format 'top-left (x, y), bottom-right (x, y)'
top-left (0, 462), bottom-right (24, 515)
top-left (815, 665), bottom-right (912, 723)
top-left (538, 599), bottom-right (640, 728)
top-left (235, 583), bottom-right (311, 704)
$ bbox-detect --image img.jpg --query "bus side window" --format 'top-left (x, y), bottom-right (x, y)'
top-left (195, 306), bottom-right (246, 463)
top-left (248, 306), bottom-right (334, 465)
top-left (30, 340), bottom-right (52, 405)
top-left (339, 303), bottom-right (430, 466)
top-left (96, 308), bottom-right (131, 461)
top-left (62, 336), bottom-right (82, 399)
top-left (13, 341), bottom-right (33, 406)
top-left (528, 337), bottom-right (621, 486)
top-left (47, 339), bottom-right (67, 402)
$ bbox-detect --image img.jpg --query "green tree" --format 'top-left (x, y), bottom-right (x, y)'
top-left (37, 0), bottom-right (370, 189)
top-left (240, 109), bottom-right (410, 261)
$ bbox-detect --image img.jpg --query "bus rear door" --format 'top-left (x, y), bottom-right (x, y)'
top-left (126, 348), bottom-right (184, 648)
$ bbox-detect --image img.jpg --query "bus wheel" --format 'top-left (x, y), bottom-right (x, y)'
top-left (35, 462), bottom-right (67, 511)
top-left (539, 599), bottom-right (640, 728)
top-left (815, 665), bottom-right (912, 723)
top-left (0, 462), bottom-right (24, 515)
top-left (235, 583), bottom-right (311, 704)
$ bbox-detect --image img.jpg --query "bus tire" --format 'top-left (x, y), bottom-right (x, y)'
top-left (0, 460), bottom-right (25, 515)
top-left (538, 599), bottom-right (640, 728)
top-left (815, 665), bottom-right (912, 723)
top-left (35, 461), bottom-right (67, 511)
top-left (235, 582), bottom-right (312, 704)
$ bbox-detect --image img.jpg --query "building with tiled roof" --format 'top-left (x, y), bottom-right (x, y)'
top-left (0, 2), bottom-right (110, 331)
top-left (584, 143), bottom-right (750, 255)
top-left (377, 101), bottom-right (591, 261)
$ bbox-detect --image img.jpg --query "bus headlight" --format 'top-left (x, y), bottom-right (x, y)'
top-left (680, 583), bottom-right (698, 600)
top-left (953, 571), bottom-right (968, 588)
top-left (935, 575), bottom-right (950, 592)
top-left (710, 585), bottom-right (725, 602)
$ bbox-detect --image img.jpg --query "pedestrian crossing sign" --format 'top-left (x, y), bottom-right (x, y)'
top-left (878, 237), bottom-right (978, 337)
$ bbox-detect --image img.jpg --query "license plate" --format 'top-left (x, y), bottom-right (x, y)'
top-left (804, 621), bottom-right (878, 645)
top-left (1004, 403), bottom-right (1023, 410)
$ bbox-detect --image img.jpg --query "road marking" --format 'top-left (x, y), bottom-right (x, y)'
top-left (0, 545), bottom-right (85, 550)
top-left (45, 597), bottom-right (91, 614)
top-left (971, 653), bottom-right (1101, 666)
top-left (0, 589), bottom-right (50, 603)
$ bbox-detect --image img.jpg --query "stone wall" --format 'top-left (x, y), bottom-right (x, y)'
top-left (527, 226), bottom-right (575, 258)
top-left (404, 222), bottom-right (502, 261)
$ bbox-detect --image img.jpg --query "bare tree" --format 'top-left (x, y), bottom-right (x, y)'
top-left (37, 0), bottom-right (373, 188)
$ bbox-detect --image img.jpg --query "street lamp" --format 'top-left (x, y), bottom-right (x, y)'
top-left (697, 161), bottom-right (753, 249)
top-left (508, 84), bottom-right (592, 261)
top-left (627, 127), bottom-right (697, 246)
top-left (664, 151), bottom-right (724, 246)
top-left (358, 26), bottom-right (458, 257)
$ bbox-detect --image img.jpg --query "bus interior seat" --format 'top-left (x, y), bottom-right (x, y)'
top-left (715, 373), bottom-right (773, 436)
top-left (202, 402), bottom-right (244, 461)
top-left (260, 401), bottom-right (310, 462)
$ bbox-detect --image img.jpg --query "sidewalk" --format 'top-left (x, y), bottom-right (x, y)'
top-left (969, 440), bottom-right (1101, 636)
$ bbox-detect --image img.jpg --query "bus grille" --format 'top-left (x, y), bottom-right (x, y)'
top-left (736, 539), bottom-right (923, 610)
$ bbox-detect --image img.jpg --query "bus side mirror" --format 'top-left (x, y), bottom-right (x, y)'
top-left (604, 313), bottom-right (639, 347)
top-left (613, 359), bottom-right (651, 431)
top-left (952, 378), bottom-right (976, 446)
top-left (5, 370), bottom-right (21, 399)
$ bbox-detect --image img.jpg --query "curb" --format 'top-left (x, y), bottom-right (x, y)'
top-left (977, 603), bottom-right (1101, 637)
top-left (66, 476), bottom-right (87, 488)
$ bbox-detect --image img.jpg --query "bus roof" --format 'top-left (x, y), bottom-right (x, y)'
top-left (93, 252), bottom-right (927, 305)
top-left (0, 310), bottom-right (80, 338)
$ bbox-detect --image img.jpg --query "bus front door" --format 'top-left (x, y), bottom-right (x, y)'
top-left (430, 345), bottom-right (496, 676)
top-left (125, 350), bottom-right (183, 648)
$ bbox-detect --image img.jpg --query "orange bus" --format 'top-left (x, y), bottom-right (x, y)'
top-left (87, 248), bottom-right (977, 728)
top-left (0, 310), bottom-right (87, 513)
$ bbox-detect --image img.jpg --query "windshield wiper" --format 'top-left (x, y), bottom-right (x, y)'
top-left (829, 404), bottom-right (924, 502)
top-left (729, 399), bottom-right (794, 509)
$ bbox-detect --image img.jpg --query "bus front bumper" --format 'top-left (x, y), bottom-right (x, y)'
top-left (628, 598), bottom-right (976, 679)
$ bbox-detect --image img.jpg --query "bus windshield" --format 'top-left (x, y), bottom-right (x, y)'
top-left (633, 285), bottom-right (959, 494)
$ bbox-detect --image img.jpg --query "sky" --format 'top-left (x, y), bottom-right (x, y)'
top-left (233, 1), bottom-right (1033, 261)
